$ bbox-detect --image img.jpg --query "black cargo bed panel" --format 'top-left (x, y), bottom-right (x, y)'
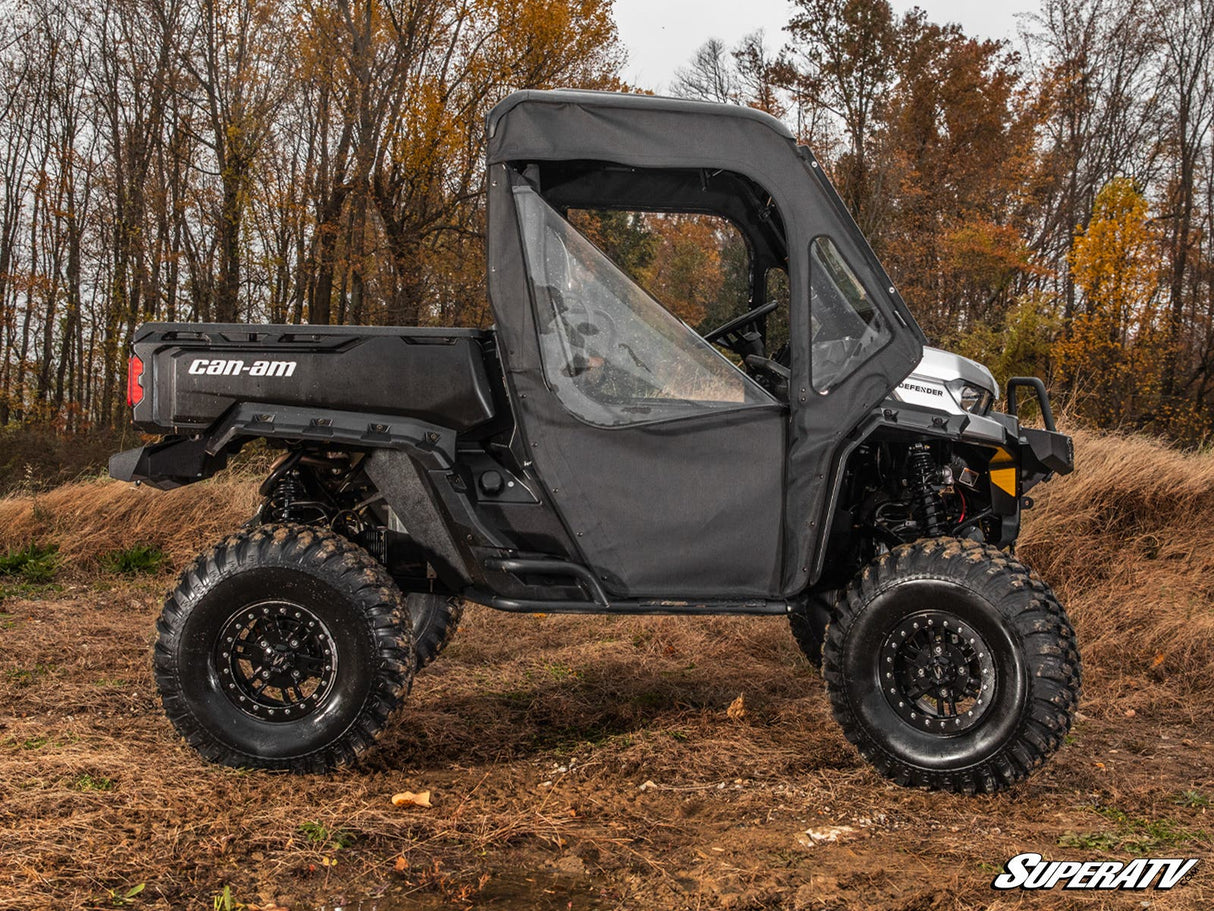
top-left (131, 323), bottom-right (498, 434)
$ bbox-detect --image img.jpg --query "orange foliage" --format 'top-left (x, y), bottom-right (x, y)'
top-left (1055, 178), bottom-right (1168, 428)
top-left (637, 216), bottom-right (728, 327)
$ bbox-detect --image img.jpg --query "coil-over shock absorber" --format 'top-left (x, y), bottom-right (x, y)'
top-left (266, 470), bottom-right (308, 522)
top-left (263, 466), bottom-right (330, 525)
top-left (907, 443), bottom-right (946, 536)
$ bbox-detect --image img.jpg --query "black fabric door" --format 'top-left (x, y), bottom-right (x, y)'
top-left (492, 181), bottom-right (786, 599)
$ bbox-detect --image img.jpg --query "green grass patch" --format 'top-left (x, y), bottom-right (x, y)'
top-left (5, 662), bottom-right (55, 687)
top-left (3, 732), bottom-right (77, 750)
top-left (106, 883), bottom-right (145, 907)
top-left (1059, 805), bottom-right (1207, 852)
top-left (545, 662), bottom-right (578, 682)
top-left (0, 581), bottom-right (62, 603)
top-left (1174, 789), bottom-right (1212, 809)
top-left (99, 544), bottom-right (166, 576)
top-left (298, 820), bottom-right (355, 851)
top-left (72, 773), bottom-right (115, 791)
top-left (212, 885), bottom-right (244, 911)
top-left (0, 543), bottom-right (58, 583)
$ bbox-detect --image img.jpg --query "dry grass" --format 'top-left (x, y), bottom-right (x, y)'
top-left (0, 430), bottom-right (1212, 909)
top-left (0, 477), bottom-right (258, 574)
top-left (1021, 429), bottom-right (1214, 707)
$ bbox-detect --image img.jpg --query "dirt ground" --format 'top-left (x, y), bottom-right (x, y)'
top-left (1, 575), bottom-right (1210, 911)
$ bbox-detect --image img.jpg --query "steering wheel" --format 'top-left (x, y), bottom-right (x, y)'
top-left (703, 299), bottom-right (781, 349)
top-left (743, 354), bottom-right (791, 400)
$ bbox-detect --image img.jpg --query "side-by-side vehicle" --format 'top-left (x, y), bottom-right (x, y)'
top-left (111, 90), bottom-right (1079, 793)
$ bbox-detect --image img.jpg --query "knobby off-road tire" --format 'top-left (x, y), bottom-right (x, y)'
top-left (154, 523), bottom-right (414, 772)
top-left (789, 591), bottom-right (835, 671)
top-left (405, 593), bottom-right (464, 669)
top-left (822, 537), bottom-right (1081, 794)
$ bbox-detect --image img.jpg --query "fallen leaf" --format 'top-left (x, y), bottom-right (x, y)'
top-left (798, 825), bottom-right (857, 848)
top-left (726, 694), bottom-right (746, 721)
top-left (392, 790), bottom-right (432, 808)
top-left (394, 856), bottom-right (409, 872)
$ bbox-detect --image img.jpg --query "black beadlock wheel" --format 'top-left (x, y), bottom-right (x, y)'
top-left (822, 538), bottom-right (1081, 794)
top-left (154, 524), bottom-right (414, 772)
top-left (405, 593), bottom-right (464, 669)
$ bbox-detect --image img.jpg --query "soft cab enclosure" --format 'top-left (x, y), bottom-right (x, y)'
top-left (485, 90), bottom-right (925, 598)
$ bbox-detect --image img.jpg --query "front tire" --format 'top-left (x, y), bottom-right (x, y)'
top-left (822, 538), bottom-right (1080, 794)
top-left (154, 524), bottom-right (414, 772)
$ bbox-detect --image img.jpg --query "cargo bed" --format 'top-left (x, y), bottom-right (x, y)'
top-left (127, 323), bottom-right (499, 435)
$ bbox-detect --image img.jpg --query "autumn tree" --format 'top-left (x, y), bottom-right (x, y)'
top-left (878, 13), bottom-right (1036, 338)
top-left (1150, 0), bottom-right (1214, 396)
top-left (182, 0), bottom-right (296, 322)
top-left (784, 0), bottom-right (897, 233)
top-left (636, 216), bottom-right (730, 327)
top-left (1055, 178), bottom-right (1163, 426)
top-left (1024, 0), bottom-right (1162, 321)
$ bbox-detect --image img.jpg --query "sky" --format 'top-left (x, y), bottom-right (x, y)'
top-left (612, 0), bottom-right (1042, 92)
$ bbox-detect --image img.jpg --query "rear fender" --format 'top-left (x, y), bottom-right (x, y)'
top-left (109, 403), bottom-right (456, 490)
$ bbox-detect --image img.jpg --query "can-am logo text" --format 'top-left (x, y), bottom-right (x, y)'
top-left (992, 852), bottom-right (1198, 890)
top-left (188, 358), bottom-right (297, 378)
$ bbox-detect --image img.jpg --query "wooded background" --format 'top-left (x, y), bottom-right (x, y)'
top-left (1, 0), bottom-right (1211, 444)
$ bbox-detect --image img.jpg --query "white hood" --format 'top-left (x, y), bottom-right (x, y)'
top-left (888, 347), bottom-right (998, 415)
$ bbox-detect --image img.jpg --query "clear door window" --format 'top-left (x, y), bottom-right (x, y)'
top-left (515, 187), bottom-right (771, 426)
top-left (810, 236), bottom-right (891, 391)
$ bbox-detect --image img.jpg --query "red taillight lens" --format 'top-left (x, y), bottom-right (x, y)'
top-left (126, 355), bottom-right (144, 407)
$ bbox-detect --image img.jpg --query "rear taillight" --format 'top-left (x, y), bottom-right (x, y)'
top-left (126, 355), bottom-right (144, 407)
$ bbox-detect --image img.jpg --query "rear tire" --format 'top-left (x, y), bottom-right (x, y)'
top-left (154, 524), bottom-right (414, 772)
top-left (822, 538), bottom-right (1080, 794)
top-left (406, 593), bottom-right (464, 669)
top-left (789, 591), bottom-right (834, 671)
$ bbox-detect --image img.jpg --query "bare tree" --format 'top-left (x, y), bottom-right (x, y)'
top-left (672, 39), bottom-right (739, 103)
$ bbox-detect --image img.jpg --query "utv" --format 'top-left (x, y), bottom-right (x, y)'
top-left (111, 90), bottom-right (1079, 794)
